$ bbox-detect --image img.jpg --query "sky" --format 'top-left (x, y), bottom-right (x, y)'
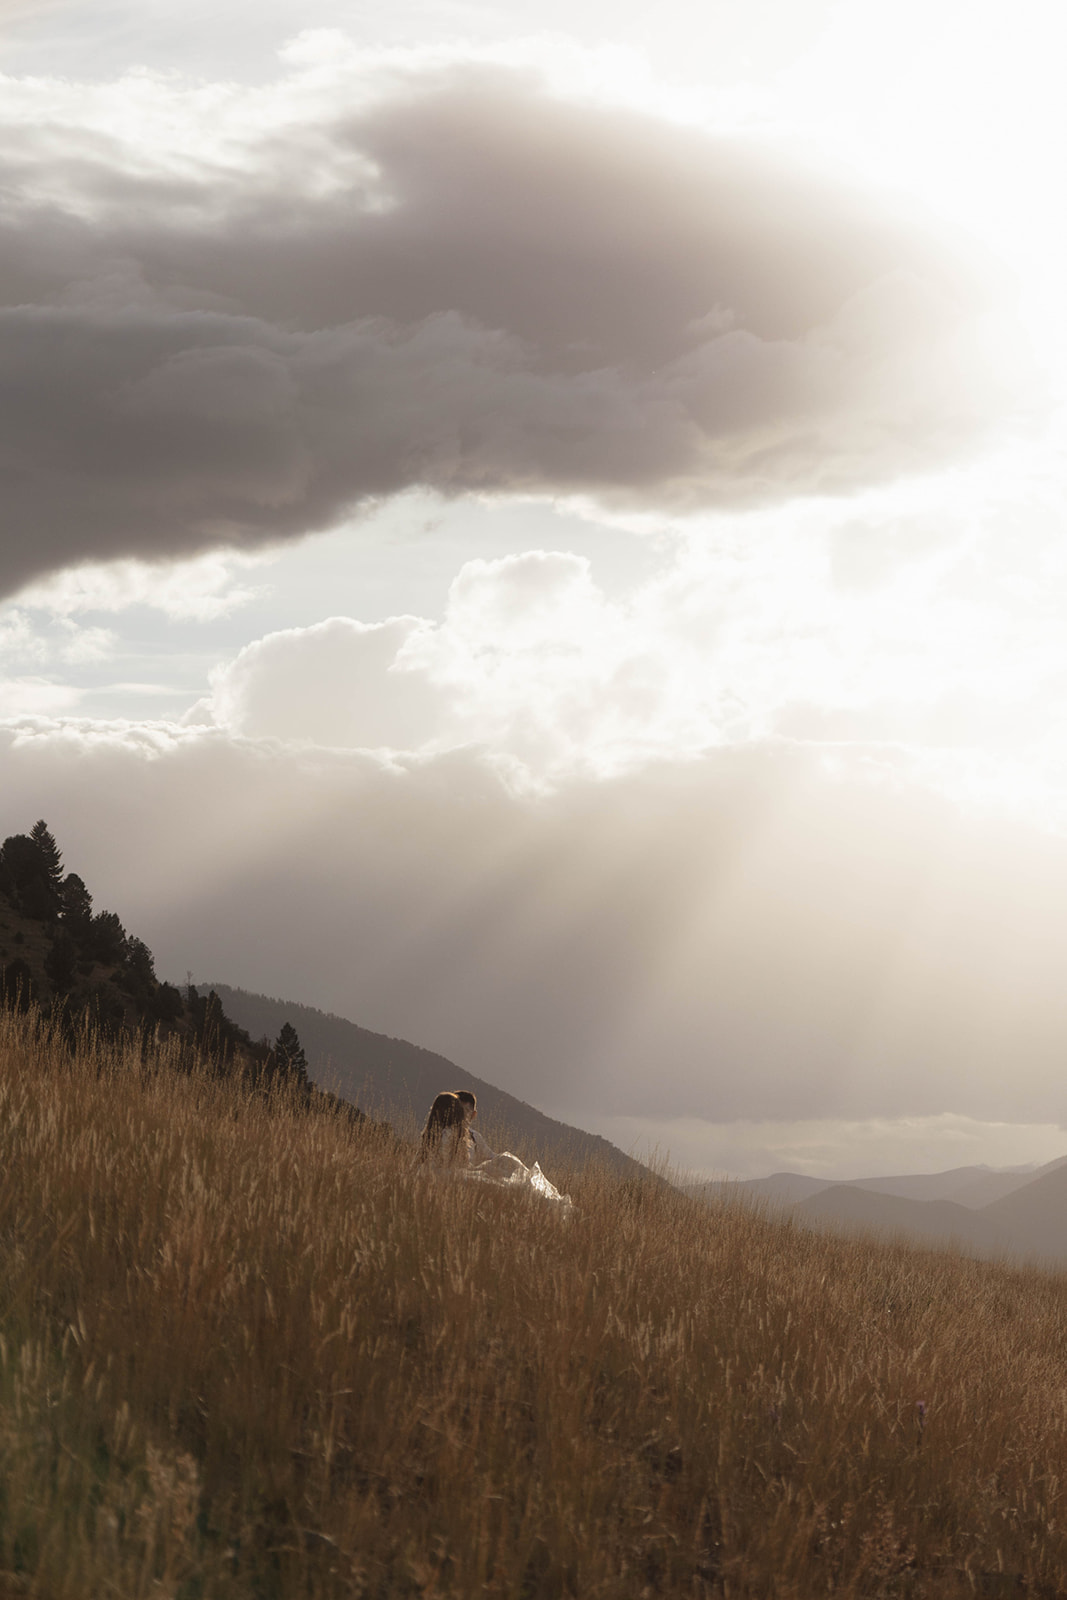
top-left (2, 0), bottom-right (1067, 1180)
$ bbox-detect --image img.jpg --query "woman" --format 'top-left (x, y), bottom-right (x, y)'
top-left (417, 1089), bottom-right (477, 1165)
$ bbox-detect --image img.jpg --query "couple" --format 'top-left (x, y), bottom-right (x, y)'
top-left (418, 1089), bottom-right (573, 1212)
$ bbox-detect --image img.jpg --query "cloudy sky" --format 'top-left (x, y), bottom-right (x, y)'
top-left (2, 0), bottom-right (1067, 1179)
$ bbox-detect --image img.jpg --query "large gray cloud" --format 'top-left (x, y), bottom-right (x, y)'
top-left (2, 722), bottom-right (1066, 1132)
top-left (0, 67), bottom-right (1024, 599)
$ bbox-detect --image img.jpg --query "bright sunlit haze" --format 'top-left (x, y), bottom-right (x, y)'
top-left (2, 0), bottom-right (1066, 1179)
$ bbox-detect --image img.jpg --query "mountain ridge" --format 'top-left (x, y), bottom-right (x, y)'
top-left (204, 981), bottom-right (655, 1181)
top-left (692, 1153), bottom-right (1067, 1268)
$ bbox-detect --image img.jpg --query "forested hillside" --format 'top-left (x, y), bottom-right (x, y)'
top-left (0, 820), bottom-right (320, 1096)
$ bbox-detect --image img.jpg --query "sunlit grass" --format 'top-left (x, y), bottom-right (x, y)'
top-left (3, 1007), bottom-right (1067, 1597)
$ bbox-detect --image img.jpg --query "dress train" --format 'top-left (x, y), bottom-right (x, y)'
top-left (462, 1128), bottom-right (574, 1213)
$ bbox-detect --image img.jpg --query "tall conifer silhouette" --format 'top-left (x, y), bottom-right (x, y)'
top-left (272, 1022), bottom-right (310, 1088)
top-left (30, 820), bottom-right (63, 891)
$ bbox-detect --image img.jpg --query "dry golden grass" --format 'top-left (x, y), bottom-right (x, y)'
top-left (3, 1009), bottom-right (1067, 1598)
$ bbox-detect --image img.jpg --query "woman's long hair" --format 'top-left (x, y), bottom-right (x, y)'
top-left (418, 1090), bottom-right (475, 1163)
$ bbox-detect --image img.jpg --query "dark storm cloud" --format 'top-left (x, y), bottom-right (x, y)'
top-left (0, 67), bottom-right (1021, 596)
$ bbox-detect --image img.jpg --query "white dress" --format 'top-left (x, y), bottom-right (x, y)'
top-left (463, 1126), bottom-right (574, 1213)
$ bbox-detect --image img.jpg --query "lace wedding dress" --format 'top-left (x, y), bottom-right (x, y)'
top-left (460, 1127), bottom-right (574, 1213)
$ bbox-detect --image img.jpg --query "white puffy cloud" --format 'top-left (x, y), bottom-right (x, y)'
top-left (199, 548), bottom-right (726, 775)
top-left (54, 621), bottom-right (118, 663)
top-left (400, 551), bottom-right (693, 775)
top-left (0, 606), bottom-right (116, 670)
top-left (0, 609), bottom-right (47, 664)
top-left (185, 453), bottom-right (1067, 797)
top-left (207, 615), bottom-right (445, 748)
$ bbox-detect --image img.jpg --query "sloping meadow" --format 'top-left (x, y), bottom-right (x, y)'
top-left (3, 1010), bottom-right (1067, 1598)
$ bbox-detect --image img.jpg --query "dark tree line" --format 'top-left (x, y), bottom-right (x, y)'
top-left (0, 820), bottom-right (185, 1028)
top-left (184, 987), bottom-right (307, 1087)
top-left (1, 820), bottom-right (314, 1095)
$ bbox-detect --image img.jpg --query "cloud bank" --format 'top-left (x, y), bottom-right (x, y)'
top-left (0, 59), bottom-right (1024, 598)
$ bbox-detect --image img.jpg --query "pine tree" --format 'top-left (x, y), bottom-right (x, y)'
top-left (89, 911), bottom-right (128, 966)
top-left (0, 832), bottom-right (58, 920)
top-left (272, 1022), bottom-right (310, 1089)
top-left (119, 937), bottom-right (157, 1008)
top-left (149, 982), bottom-right (184, 1024)
top-left (189, 989), bottom-right (252, 1070)
top-left (59, 873), bottom-right (93, 939)
top-left (30, 821), bottom-right (63, 891)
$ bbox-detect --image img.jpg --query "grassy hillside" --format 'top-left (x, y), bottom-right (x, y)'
top-left (4, 1012), bottom-right (1067, 1598)
top-left (206, 981), bottom-right (654, 1179)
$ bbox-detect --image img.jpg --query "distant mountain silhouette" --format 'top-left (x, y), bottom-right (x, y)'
top-left (693, 1153), bottom-right (1067, 1268)
top-left (981, 1162), bottom-right (1067, 1265)
top-left (947, 1155), bottom-right (1067, 1210)
top-left (700, 1155), bottom-right (1067, 1212)
top-left (793, 1185), bottom-right (1012, 1258)
top-left (688, 1172), bottom-right (832, 1207)
top-left (848, 1166), bottom-right (1015, 1204)
top-left (206, 982), bottom-right (653, 1180)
